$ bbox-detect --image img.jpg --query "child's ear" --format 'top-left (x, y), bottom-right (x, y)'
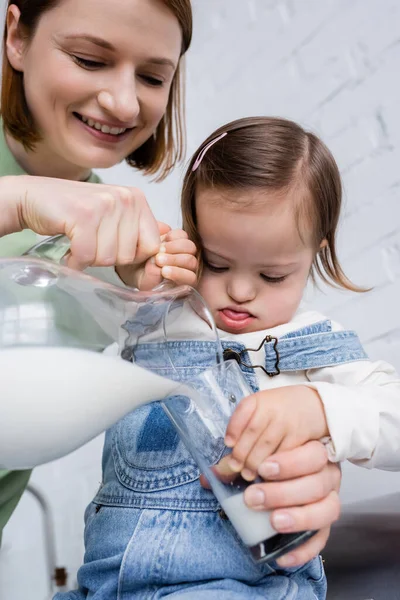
top-left (319, 239), bottom-right (328, 250)
top-left (5, 5), bottom-right (27, 73)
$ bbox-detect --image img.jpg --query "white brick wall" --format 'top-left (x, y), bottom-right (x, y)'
top-left (1, 1), bottom-right (400, 597)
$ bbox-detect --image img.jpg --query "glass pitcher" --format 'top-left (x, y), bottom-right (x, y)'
top-left (0, 234), bottom-right (222, 468)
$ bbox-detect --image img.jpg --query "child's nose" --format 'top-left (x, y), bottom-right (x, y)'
top-left (227, 277), bottom-right (257, 304)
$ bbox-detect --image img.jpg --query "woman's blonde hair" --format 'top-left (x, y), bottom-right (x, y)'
top-left (182, 116), bottom-right (364, 292)
top-left (1, 0), bottom-right (192, 180)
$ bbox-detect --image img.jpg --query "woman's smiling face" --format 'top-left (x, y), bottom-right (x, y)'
top-left (6, 0), bottom-right (182, 174)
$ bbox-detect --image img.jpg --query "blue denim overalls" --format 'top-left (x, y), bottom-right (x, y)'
top-left (56, 319), bottom-right (367, 600)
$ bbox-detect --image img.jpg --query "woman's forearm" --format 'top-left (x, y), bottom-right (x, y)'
top-left (0, 175), bottom-right (25, 237)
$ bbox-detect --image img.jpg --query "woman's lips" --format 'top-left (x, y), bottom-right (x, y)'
top-left (74, 113), bottom-right (133, 144)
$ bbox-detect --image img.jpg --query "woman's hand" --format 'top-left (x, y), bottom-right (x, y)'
top-left (246, 441), bottom-right (341, 567)
top-left (202, 441), bottom-right (341, 567)
top-left (2, 175), bottom-right (160, 271)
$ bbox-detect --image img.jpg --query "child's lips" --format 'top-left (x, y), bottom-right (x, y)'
top-left (221, 308), bottom-right (252, 321)
top-left (218, 308), bottom-right (255, 331)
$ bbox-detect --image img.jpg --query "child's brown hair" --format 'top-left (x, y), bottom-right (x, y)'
top-left (182, 116), bottom-right (363, 292)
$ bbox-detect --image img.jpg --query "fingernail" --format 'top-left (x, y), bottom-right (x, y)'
top-left (156, 253), bottom-right (167, 265)
top-left (242, 468), bottom-right (256, 481)
top-left (224, 436), bottom-right (234, 448)
top-left (161, 266), bottom-right (171, 277)
top-left (228, 457), bottom-right (242, 472)
top-left (276, 553), bottom-right (296, 567)
top-left (271, 512), bottom-right (295, 531)
top-left (159, 244), bottom-right (166, 253)
top-left (244, 487), bottom-right (265, 508)
top-left (258, 461), bottom-right (280, 479)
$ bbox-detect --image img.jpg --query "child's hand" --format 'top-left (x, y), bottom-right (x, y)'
top-left (224, 386), bottom-right (329, 481)
top-left (155, 228), bottom-right (198, 286)
top-left (133, 227), bottom-right (198, 291)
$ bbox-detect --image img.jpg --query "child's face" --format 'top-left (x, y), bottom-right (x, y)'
top-left (196, 187), bottom-right (316, 334)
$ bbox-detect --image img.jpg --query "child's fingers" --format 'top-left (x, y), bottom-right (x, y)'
top-left (158, 221), bottom-right (171, 237)
top-left (228, 410), bottom-right (273, 475)
top-left (162, 228), bottom-right (189, 242)
top-left (160, 265), bottom-right (197, 287)
top-left (226, 397), bottom-right (269, 472)
top-left (275, 431), bottom-right (306, 454)
top-left (155, 252), bottom-right (198, 273)
top-left (200, 455), bottom-right (238, 489)
top-left (241, 424), bottom-right (286, 480)
top-left (224, 394), bottom-right (258, 449)
top-left (161, 238), bottom-right (197, 256)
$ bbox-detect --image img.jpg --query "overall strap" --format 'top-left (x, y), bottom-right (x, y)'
top-left (222, 320), bottom-right (368, 377)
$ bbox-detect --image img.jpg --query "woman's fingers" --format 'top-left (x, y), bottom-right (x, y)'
top-left (115, 189), bottom-right (141, 265)
top-left (202, 441), bottom-right (341, 569)
top-left (276, 526), bottom-right (332, 568)
top-left (257, 441), bottom-right (330, 481)
top-left (94, 194), bottom-right (121, 265)
top-left (244, 461), bottom-right (341, 510)
top-left (17, 176), bottom-right (161, 270)
top-left (270, 490), bottom-right (341, 535)
top-left (129, 189), bottom-right (160, 264)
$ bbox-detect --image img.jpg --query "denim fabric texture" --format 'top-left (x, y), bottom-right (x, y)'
top-left (54, 320), bottom-right (366, 599)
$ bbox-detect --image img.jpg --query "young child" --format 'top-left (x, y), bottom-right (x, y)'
top-left (61, 117), bottom-right (400, 600)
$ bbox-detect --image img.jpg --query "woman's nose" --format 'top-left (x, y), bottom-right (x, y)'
top-left (97, 74), bottom-right (140, 125)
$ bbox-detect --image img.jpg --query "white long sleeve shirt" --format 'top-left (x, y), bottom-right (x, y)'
top-left (164, 307), bottom-right (400, 472)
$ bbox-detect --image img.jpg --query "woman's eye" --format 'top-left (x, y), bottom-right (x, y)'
top-left (140, 75), bottom-right (165, 87)
top-left (261, 274), bottom-right (287, 284)
top-left (73, 56), bottom-right (105, 70)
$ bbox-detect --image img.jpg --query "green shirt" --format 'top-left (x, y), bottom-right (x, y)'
top-left (0, 125), bottom-right (100, 257)
top-left (0, 123), bottom-right (101, 539)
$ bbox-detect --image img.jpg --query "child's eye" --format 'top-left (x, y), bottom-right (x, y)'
top-left (261, 274), bottom-right (287, 284)
top-left (203, 260), bottom-right (228, 273)
top-left (140, 75), bottom-right (165, 87)
top-left (73, 56), bottom-right (106, 70)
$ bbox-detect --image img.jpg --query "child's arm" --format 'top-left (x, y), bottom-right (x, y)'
top-left (224, 385), bottom-right (330, 481)
top-left (306, 357), bottom-right (400, 470)
top-left (227, 336), bottom-right (400, 478)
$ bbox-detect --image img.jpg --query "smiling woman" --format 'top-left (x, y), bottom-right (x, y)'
top-left (2, 0), bottom-right (191, 179)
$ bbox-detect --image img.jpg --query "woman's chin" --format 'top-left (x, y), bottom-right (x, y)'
top-left (71, 151), bottom-right (127, 171)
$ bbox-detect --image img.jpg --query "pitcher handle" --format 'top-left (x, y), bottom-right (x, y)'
top-left (23, 234), bottom-right (71, 264)
top-left (23, 233), bottom-right (175, 292)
